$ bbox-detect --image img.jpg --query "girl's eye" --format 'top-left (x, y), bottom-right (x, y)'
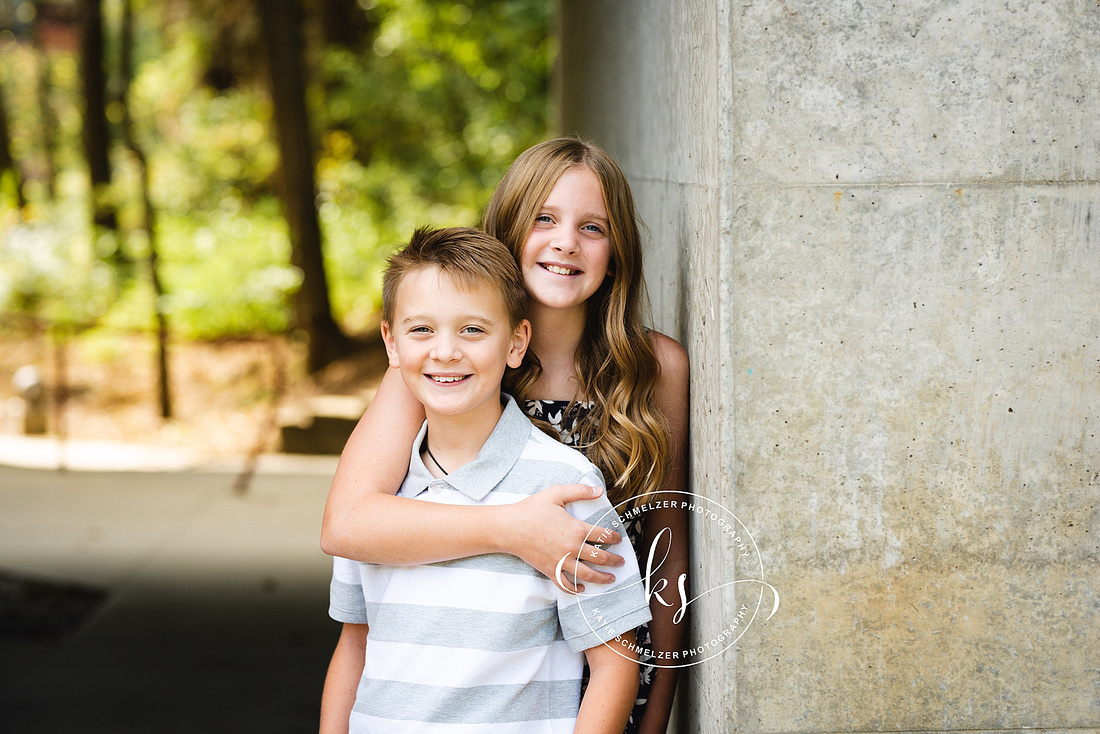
top-left (534, 214), bottom-right (553, 224)
top-left (583, 223), bottom-right (605, 234)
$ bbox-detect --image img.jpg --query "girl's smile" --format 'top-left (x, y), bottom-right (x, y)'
top-left (540, 263), bottom-right (582, 276)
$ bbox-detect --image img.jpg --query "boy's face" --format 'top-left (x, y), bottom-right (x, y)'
top-left (381, 266), bottom-right (530, 421)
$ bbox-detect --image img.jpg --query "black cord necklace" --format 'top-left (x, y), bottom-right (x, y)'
top-left (423, 440), bottom-right (448, 475)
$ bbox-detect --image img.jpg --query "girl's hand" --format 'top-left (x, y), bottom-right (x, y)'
top-left (501, 484), bottom-right (625, 593)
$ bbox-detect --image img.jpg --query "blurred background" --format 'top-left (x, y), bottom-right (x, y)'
top-left (0, 1), bottom-right (556, 730)
top-left (0, 0), bottom-right (555, 456)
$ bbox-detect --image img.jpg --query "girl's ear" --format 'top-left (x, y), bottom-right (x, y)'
top-left (380, 321), bottom-right (401, 369)
top-left (508, 319), bottom-right (532, 369)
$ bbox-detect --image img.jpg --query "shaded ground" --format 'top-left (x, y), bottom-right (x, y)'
top-left (0, 461), bottom-right (340, 733)
top-left (0, 570), bottom-right (108, 640)
top-left (0, 331), bottom-right (386, 731)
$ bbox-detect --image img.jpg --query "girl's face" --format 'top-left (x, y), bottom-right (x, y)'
top-left (519, 166), bottom-right (613, 314)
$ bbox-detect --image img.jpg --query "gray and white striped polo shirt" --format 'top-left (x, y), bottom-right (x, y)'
top-left (329, 394), bottom-right (651, 733)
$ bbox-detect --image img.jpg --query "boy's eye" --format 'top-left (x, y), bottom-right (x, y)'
top-left (409, 326), bottom-right (431, 334)
top-left (462, 326), bottom-right (485, 335)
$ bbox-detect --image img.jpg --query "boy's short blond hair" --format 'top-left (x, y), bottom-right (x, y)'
top-left (382, 227), bottom-right (527, 327)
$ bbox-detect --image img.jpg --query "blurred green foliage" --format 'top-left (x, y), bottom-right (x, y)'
top-left (0, 0), bottom-right (554, 338)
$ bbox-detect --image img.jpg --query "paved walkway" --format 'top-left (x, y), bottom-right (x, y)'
top-left (0, 436), bottom-right (342, 733)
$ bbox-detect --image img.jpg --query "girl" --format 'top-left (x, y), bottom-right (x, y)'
top-left (321, 138), bottom-right (689, 734)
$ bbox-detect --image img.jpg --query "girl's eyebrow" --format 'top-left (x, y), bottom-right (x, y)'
top-left (539, 204), bottom-right (609, 225)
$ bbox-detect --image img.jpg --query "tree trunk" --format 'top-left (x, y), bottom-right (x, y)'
top-left (256, 0), bottom-right (352, 373)
top-left (32, 12), bottom-right (59, 200)
top-left (119, 0), bottom-right (171, 418)
top-left (78, 0), bottom-right (118, 234)
top-left (320, 0), bottom-right (372, 50)
top-left (0, 78), bottom-right (27, 209)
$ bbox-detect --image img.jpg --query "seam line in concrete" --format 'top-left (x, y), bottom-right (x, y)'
top-left (764, 728), bottom-right (1100, 734)
top-left (734, 179), bottom-right (1100, 189)
top-left (629, 177), bottom-right (1100, 189)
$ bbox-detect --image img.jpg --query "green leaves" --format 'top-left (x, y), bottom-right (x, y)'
top-left (0, 0), bottom-right (552, 339)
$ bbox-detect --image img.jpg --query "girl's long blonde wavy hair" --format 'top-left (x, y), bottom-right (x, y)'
top-left (483, 138), bottom-right (670, 512)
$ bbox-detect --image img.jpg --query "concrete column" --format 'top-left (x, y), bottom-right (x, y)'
top-left (560, 1), bottom-right (1099, 732)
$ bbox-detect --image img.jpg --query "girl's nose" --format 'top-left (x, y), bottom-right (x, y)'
top-left (552, 232), bottom-right (579, 255)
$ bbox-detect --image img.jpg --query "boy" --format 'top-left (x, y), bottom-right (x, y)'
top-left (320, 227), bottom-right (651, 733)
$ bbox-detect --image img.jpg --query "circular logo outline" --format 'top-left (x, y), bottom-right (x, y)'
top-left (559, 490), bottom-right (780, 669)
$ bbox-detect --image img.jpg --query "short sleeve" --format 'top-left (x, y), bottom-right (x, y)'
top-left (555, 469), bottom-right (652, 652)
top-left (329, 556), bottom-right (369, 624)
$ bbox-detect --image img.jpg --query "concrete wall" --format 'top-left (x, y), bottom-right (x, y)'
top-left (559, 2), bottom-right (1099, 732)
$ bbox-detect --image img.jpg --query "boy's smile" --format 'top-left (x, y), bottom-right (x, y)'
top-left (382, 266), bottom-right (530, 429)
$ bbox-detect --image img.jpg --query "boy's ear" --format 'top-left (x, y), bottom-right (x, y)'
top-left (380, 321), bottom-right (401, 369)
top-left (508, 319), bottom-right (531, 369)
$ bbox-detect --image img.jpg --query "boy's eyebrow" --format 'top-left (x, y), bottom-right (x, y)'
top-left (399, 313), bottom-right (497, 326)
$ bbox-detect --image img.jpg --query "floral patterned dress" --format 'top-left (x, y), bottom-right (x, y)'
top-left (522, 398), bottom-right (654, 734)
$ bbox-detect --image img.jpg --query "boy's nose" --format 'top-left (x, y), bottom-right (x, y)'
top-left (430, 336), bottom-right (460, 362)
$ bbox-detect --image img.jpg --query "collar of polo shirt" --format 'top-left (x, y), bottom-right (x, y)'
top-left (400, 394), bottom-right (530, 502)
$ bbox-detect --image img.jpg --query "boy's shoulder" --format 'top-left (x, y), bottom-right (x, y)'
top-left (514, 418), bottom-right (606, 488)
